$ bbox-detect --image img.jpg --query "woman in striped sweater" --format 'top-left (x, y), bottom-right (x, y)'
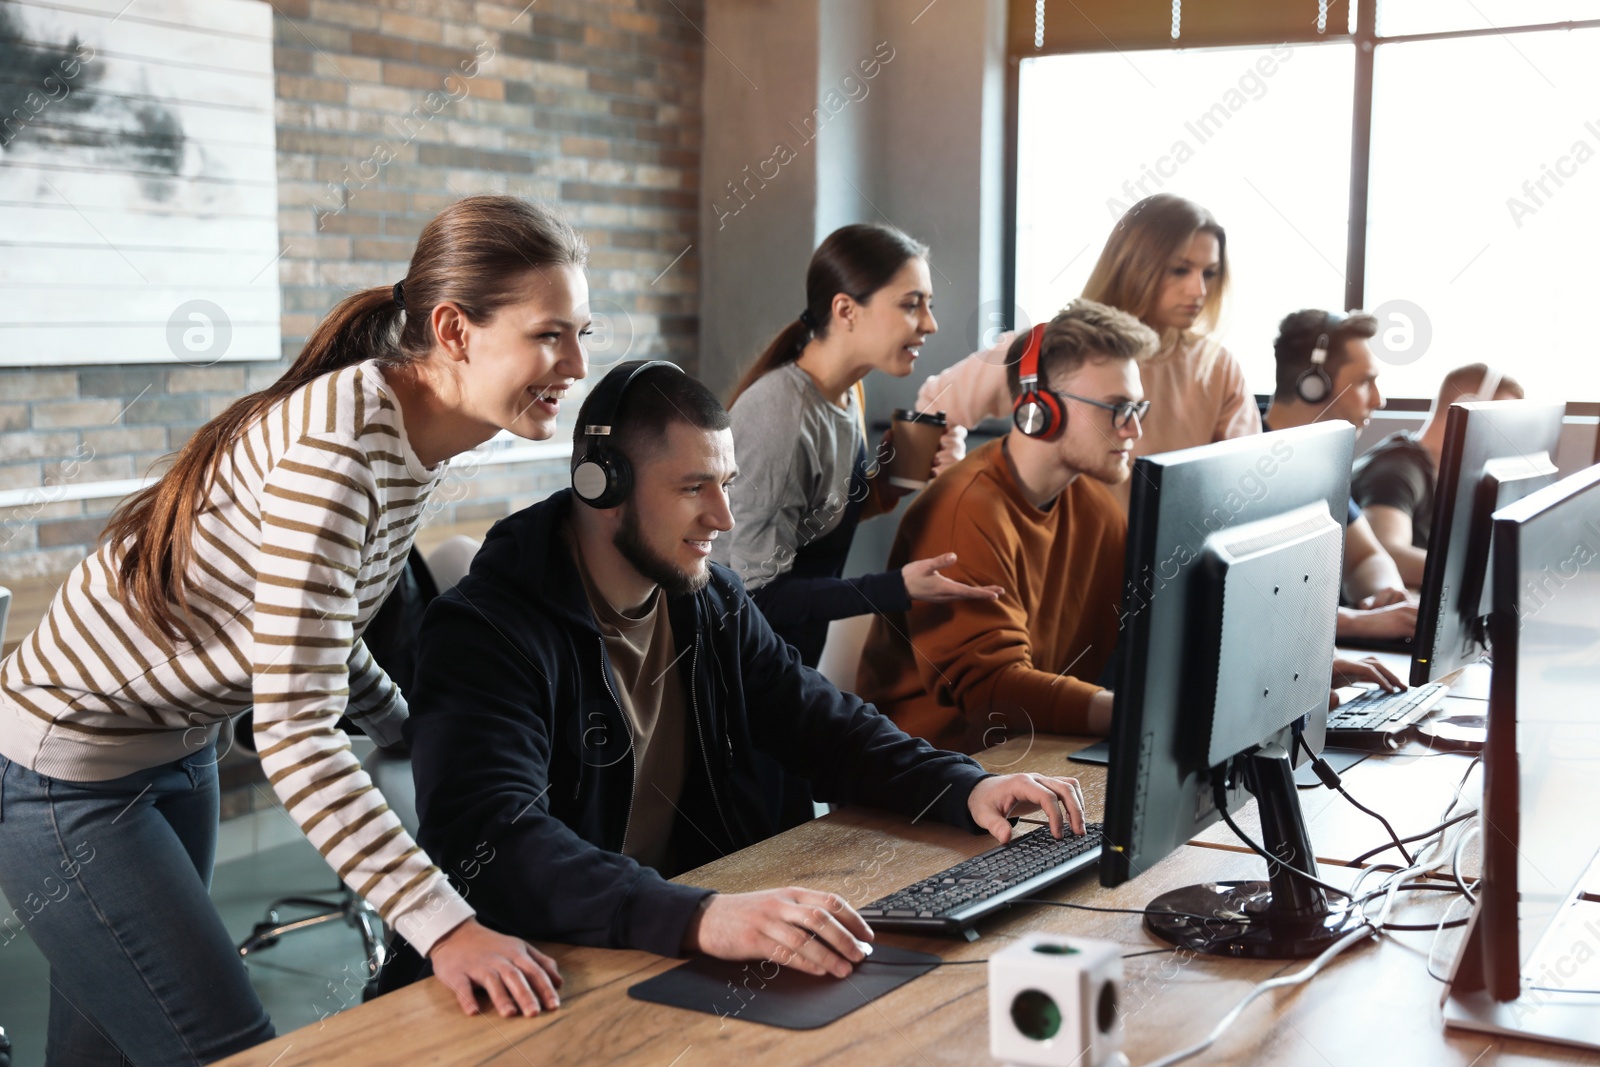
top-left (0, 196), bottom-right (585, 1064)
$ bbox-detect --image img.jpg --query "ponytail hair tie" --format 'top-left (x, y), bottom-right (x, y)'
top-left (392, 281), bottom-right (406, 311)
top-left (798, 308), bottom-right (818, 330)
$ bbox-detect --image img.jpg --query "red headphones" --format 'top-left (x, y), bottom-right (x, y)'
top-left (1012, 323), bottom-right (1065, 439)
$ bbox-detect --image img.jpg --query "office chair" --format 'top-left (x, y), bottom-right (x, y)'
top-left (425, 535), bottom-right (480, 592)
top-left (234, 746), bottom-right (421, 996)
top-left (236, 550), bottom-right (438, 992)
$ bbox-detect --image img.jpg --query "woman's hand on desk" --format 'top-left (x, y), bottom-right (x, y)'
top-left (428, 918), bottom-right (563, 1018)
top-left (682, 888), bottom-right (874, 979)
top-left (968, 773), bottom-right (1088, 843)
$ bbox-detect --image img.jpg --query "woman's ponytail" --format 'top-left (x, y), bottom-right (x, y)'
top-left (105, 195), bottom-right (586, 641)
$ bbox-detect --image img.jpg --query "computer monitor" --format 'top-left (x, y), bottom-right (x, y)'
top-left (1103, 421), bottom-right (1358, 959)
top-left (1444, 461), bottom-right (1600, 1049)
top-left (1411, 400), bottom-right (1564, 687)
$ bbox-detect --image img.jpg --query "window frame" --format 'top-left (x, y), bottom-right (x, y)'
top-left (1003, 0), bottom-right (1600, 398)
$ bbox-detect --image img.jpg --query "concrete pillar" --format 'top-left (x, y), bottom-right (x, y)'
top-left (698, 0), bottom-right (1009, 420)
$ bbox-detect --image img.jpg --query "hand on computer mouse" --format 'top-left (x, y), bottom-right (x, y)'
top-left (969, 773), bottom-right (1087, 843)
top-left (682, 888), bottom-right (873, 980)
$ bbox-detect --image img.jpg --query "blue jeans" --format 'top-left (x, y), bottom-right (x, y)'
top-left (0, 747), bottom-right (275, 1066)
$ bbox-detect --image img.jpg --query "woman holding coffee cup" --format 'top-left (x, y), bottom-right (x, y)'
top-left (715, 222), bottom-right (1001, 677)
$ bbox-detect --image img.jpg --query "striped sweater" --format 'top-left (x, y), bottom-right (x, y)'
top-left (0, 360), bottom-right (473, 954)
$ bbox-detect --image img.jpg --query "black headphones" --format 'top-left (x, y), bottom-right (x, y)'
top-left (571, 359), bottom-right (681, 509)
top-left (1294, 311), bottom-right (1345, 405)
top-left (1011, 323), bottom-right (1065, 439)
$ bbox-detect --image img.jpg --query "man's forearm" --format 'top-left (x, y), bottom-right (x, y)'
top-left (1385, 542), bottom-right (1427, 588)
top-left (1345, 553), bottom-right (1406, 600)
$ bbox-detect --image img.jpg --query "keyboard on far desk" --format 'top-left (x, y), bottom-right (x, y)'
top-left (1325, 682), bottom-right (1450, 750)
top-left (858, 824), bottom-right (1103, 938)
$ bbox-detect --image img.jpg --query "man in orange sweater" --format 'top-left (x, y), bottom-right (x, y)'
top-left (857, 299), bottom-right (1158, 753)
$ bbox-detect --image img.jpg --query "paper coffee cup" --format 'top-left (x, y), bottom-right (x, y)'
top-left (887, 409), bottom-right (948, 490)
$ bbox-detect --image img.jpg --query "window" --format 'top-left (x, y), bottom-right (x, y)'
top-left (1016, 44), bottom-right (1353, 393)
top-left (1012, 0), bottom-right (1600, 399)
top-left (1377, 1), bottom-right (1600, 36)
top-left (1365, 27), bottom-right (1600, 399)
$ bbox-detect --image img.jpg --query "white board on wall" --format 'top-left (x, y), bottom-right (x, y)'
top-left (0, 0), bottom-right (280, 366)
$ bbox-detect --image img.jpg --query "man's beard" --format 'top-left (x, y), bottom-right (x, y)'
top-left (614, 505), bottom-right (708, 597)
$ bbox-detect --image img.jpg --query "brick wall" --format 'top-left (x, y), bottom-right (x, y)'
top-left (0, 0), bottom-right (704, 584)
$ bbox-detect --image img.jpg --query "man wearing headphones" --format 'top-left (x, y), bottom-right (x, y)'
top-left (1263, 309), bottom-right (1417, 643)
top-left (856, 299), bottom-right (1155, 752)
top-left (1351, 363), bottom-right (1524, 587)
top-left (397, 360), bottom-right (1090, 986)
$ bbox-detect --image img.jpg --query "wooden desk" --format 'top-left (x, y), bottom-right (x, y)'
top-left (217, 737), bottom-right (1592, 1067)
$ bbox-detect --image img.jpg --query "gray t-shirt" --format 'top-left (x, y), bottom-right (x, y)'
top-left (713, 361), bottom-right (862, 590)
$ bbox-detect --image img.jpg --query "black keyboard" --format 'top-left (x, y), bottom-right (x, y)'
top-left (1326, 682), bottom-right (1449, 749)
top-left (858, 824), bottom-right (1104, 937)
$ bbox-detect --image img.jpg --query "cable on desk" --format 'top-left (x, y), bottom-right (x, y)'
top-left (1347, 810), bottom-right (1477, 868)
top-left (1439, 755), bottom-right (1483, 825)
top-left (1378, 917), bottom-right (1471, 932)
top-left (1297, 735), bottom-right (1414, 865)
top-left (866, 946), bottom-right (1187, 969)
top-left (1451, 822), bottom-right (1480, 905)
top-left (1138, 922), bottom-right (1375, 1067)
top-left (1211, 777), bottom-right (1354, 900)
top-left (1355, 815), bottom-right (1479, 937)
top-left (1424, 893), bottom-right (1473, 983)
top-left (1014, 898), bottom-right (1265, 927)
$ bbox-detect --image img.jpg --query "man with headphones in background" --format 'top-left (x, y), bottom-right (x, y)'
top-left (856, 299), bottom-right (1156, 752)
top-left (1263, 309), bottom-right (1418, 645)
top-left (395, 360), bottom-right (1092, 988)
top-left (1351, 362), bottom-right (1524, 587)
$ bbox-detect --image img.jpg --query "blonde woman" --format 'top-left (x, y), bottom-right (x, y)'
top-left (917, 194), bottom-right (1260, 507)
top-left (0, 196), bottom-right (582, 1064)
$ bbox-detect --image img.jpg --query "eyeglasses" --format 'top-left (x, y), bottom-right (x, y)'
top-left (1059, 392), bottom-right (1150, 429)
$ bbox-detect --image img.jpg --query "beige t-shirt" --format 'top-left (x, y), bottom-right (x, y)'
top-left (914, 331), bottom-right (1262, 510)
top-left (570, 531), bottom-right (688, 872)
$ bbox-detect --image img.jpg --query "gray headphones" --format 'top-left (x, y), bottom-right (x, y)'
top-left (1294, 311), bottom-right (1345, 405)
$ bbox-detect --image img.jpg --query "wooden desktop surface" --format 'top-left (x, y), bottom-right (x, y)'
top-left (217, 736), bottom-right (1592, 1067)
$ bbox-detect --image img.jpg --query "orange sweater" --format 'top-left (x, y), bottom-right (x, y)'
top-left (856, 438), bottom-right (1126, 753)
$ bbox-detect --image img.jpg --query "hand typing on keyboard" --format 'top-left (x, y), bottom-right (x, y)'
top-left (968, 772), bottom-right (1088, 843)
top-left (1329, 655), bottom-right (1406, 710)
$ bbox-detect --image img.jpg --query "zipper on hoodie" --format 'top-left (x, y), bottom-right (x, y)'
top-left (689, 635), bottom-right (737, 846)
top-left (596, 635), bottom-right (638, 852)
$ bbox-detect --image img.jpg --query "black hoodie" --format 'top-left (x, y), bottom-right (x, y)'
top-left (405, 489), bottom-right (993, 959)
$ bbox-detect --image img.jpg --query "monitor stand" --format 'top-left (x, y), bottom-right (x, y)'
top-left (1142, 745), bottom-right (1364, 959)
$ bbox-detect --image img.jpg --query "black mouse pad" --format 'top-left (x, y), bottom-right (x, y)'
top-left (1068, 739), bottom-right (1110, 765)
top-left (627, 944), bottom-right (942, 1030)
